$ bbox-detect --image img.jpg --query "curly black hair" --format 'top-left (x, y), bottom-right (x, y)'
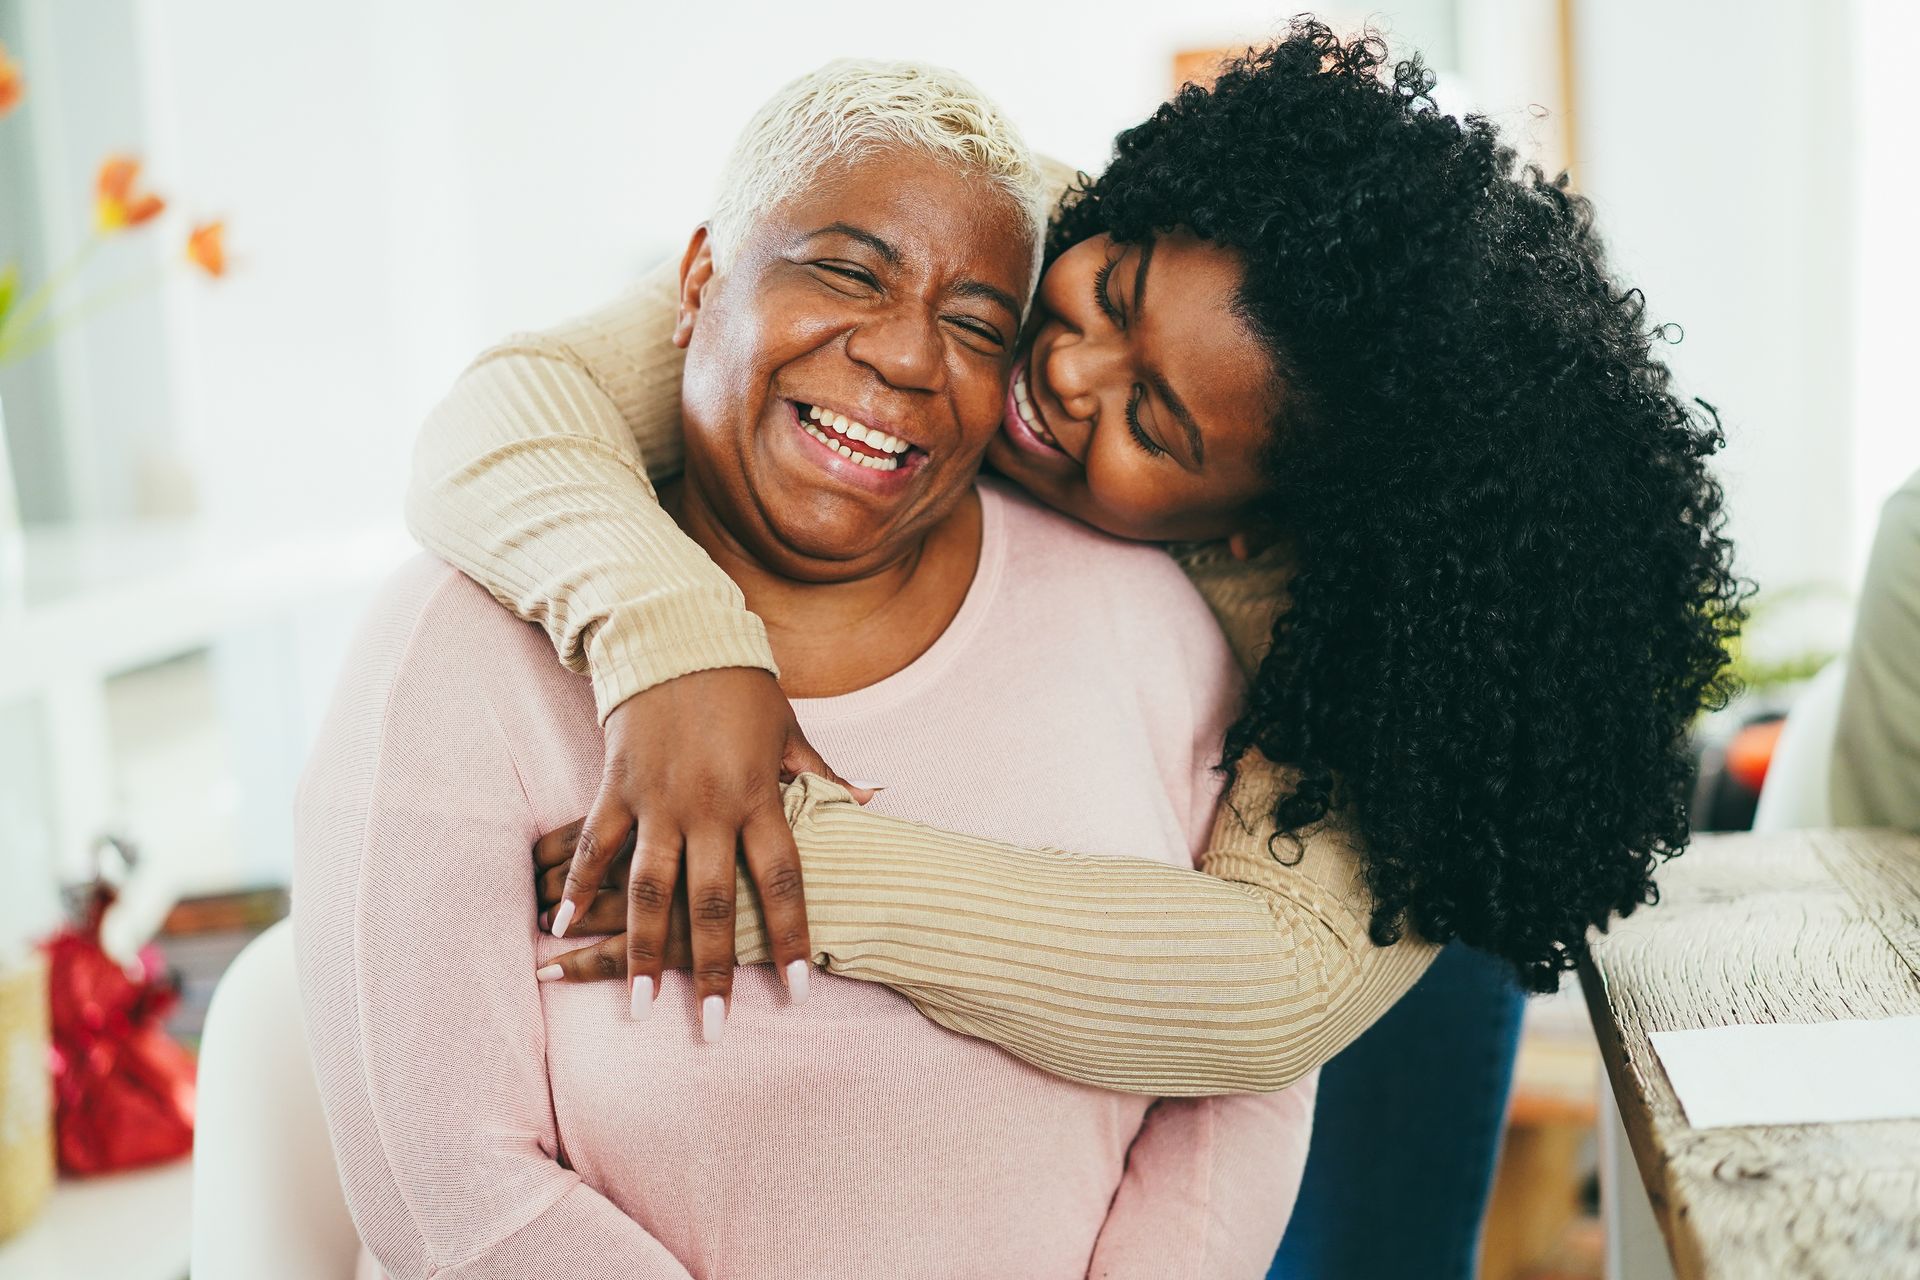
top-left (1049, 17), bottom-right (1747, 992)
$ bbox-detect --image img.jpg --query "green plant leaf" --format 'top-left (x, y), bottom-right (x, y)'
top-left (0, 259), bottom-right (18, 333)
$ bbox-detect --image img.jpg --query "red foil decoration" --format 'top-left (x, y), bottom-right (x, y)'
top-left (41, 881), bottom-right (195, 1174)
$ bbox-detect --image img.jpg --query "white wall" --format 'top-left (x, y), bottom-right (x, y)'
top-left (1570, 0), bottom-right (1861, 626)
top-left (1850, 0), bottom-right (1920, 569)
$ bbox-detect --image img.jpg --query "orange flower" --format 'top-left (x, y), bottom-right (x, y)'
top-left (0, 41), bottom-right (24, 119)
top-left (95, 155), bottom-right (165, 232)
top-left (185, 221), bottom-right (226, 277)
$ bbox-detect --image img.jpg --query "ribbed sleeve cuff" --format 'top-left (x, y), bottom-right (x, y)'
top-left (586, 609), bottom-right (778, 724)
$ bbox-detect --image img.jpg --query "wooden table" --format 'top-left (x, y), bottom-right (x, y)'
top-left (1579, 829), bottom-right (1920, 1278)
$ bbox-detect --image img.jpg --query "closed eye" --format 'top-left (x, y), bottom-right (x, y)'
top-left (1124, 385), bottom-right (1165, 457)
top-left (813, 262), bottom-right (878, 289)
top-left (1093, 252), bottom-right (1123, 327)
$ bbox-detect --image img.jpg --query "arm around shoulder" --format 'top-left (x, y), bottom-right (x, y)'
top-left (760, 758), bottom-right (1437, 1097)
top-left (404, 260), bottom-right (775, 721)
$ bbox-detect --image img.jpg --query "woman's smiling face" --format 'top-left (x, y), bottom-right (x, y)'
top-left (986, 231), bottom-right (1281, 543)
top-left (674, 144), bottom-right (1036, 583)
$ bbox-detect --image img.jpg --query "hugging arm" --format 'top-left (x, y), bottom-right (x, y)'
top-left (409, 266), bottom-right (1439, 1098)
top-left (292, 565), bottom-right (694, 1279)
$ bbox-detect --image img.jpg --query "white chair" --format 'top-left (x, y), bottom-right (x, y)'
top-left (190, 918), bottom-right (363, 1279)
top-left (1751, 659), bottom-right (1848, 832)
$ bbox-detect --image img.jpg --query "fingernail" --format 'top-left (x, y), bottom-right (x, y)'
top-left (535, 964), bottom-right (564, 983)
top-left (538, 909), bottom-right (551, 931)
top-left (701, 995), bottom-right (726, 1043)
top-left (550, 899), bottom-right (576, 939)
top-left (630, 975), bottom-right (653, 1021)
top-left (845, 779), bottom-right (887, 793)
top-left (784, 959), bottom-right (810, 1005)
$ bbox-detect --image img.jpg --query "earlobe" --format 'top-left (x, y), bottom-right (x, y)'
top-left (673, 225), bottom-right (717, 349)
top-left (1227, 527), bottom-right (1282, 562)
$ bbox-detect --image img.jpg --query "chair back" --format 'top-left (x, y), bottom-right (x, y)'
top-left (1752, 659), bottom-right (1848, 832)
top-left (190, 918), bottom-right (362, 1279)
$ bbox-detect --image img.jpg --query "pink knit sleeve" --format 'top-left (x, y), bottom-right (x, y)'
top-left (293, 559), bottom-right (693, 1279)
top-left (1085, 1078), bottom-right (1319, 1280)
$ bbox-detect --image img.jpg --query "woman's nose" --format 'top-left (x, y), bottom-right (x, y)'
top-left (1046, 334), bottom-right (1108, 423)
top-left (845, 306), bottom-right (943, 392)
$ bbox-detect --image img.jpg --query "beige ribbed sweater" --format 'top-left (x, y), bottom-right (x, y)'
top-left (405, 257), bottom-right (1439, 1096)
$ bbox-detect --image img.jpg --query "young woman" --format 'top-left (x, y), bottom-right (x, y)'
top-left (408, 21), bottom-right (1740, 1265)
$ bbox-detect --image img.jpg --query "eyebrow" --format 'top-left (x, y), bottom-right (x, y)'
top-left (949, 277), bottom-right (1024, 325)
top-left (805, 223), bottom-right (1022, 326)
top-left (806, 222), bottom-right (899, 263)
top-left (1133, 239), bottom-right (1207, 467)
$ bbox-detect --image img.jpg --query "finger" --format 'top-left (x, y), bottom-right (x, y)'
top-left (780, 728), bottom-right (879, 805)
top-left (570, 892), bottom-right (630, 935)
top-left (532, 818), bottom-right (584, 871)
top-left (623, 823), bottom-right (682, 1022)
top-left (741, 804), bottom-right (811, 1004)
top-left (535, 935), bottom-right (627, 985)
top-left (539, 852), bottom-right (631, 908)
top-left (682, 824), bottom-right (737, 1043)
top-left (554, 793), bottom-right (635, 938)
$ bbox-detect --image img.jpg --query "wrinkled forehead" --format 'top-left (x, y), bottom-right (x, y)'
top-left (735, 144), bottom-right (1040, 298)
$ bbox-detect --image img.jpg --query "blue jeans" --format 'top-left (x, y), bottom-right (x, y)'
top-left (1267, 941), bottom-right (1526, 1280)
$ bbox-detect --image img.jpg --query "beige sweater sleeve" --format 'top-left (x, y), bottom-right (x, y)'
top-left (407, 260), bottom-right (775, 721)
top-left (406, 218), bottom-right (1437, 1099)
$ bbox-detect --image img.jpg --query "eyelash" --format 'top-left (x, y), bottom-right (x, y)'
top-left (1092, 253), bottom-right (1124, 327)
top-left (1124, 386), bottom-right (1163, 457)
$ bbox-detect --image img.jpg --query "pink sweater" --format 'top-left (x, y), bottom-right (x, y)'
top-left (295, 481), bottom-right (1315, 1280)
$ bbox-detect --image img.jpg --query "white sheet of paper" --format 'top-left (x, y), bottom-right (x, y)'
top-left (1649, 1015), bottom-right (1920, 1129)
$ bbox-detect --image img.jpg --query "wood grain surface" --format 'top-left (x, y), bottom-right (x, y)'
top-left (1579, 829), bottom-right (1920, 1279)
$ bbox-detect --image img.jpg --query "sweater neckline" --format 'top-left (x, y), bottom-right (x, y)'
top-left (788, 483), bottom-right (1007, 723)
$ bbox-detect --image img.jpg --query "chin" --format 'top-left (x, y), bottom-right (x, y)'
top-left (752, 513), bottom-right (899, 581)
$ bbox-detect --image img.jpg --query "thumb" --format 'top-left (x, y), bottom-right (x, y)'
top-left (780, 727), bottom-right (879, 805)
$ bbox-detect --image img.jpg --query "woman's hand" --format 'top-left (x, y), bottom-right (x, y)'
top-left (539, 666), bottom-right (870, 1031)
top-left (534, 840), bottom-right (690, 975)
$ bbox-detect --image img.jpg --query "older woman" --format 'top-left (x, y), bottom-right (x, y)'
top-left (296, 62), bottom-right (1311, 1280)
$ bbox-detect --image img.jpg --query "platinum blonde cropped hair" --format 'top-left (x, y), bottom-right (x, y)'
top-left (708, 58), bottom-right (1052, 306)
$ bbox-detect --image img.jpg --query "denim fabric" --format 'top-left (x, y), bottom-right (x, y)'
top-left (1267, 941), bottom-right (1526, 1280)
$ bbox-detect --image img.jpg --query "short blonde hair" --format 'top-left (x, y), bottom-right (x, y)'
top-left (708, 58), bottom-right (1050, 301)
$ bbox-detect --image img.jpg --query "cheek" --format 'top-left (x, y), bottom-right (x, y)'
top-left (955, 363), bottom-right (1013, 447)
top-left (1080, 436), bottom-right (1181, 535)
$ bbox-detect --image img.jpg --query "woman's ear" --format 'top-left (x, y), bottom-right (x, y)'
top-left (672, 225), bottom-right (717, 349)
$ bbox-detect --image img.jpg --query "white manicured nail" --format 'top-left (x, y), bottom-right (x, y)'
top-left (550, 899), bottom-right (576, 939)
top-left (785, 959), bottom-right (810, 1005)
top-left (630, 975), bottom-right (653, 1021)
top-left (845, 779), bottom-right (887, 792)
top-left (702, 995), bottom-right (726, 1043)
top-left (535, 964), bottom-right (564, 983)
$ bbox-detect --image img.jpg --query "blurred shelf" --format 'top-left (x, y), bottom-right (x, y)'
top-left (0, 518), bottom-right (411, 703)
top-left (0, 1158), bottom-right (191, 1280)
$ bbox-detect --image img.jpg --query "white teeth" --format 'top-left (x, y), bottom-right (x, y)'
top-left (800, 404), bottom-right (911, 456)
top-left (800, 421), bottom-right (900, 471)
